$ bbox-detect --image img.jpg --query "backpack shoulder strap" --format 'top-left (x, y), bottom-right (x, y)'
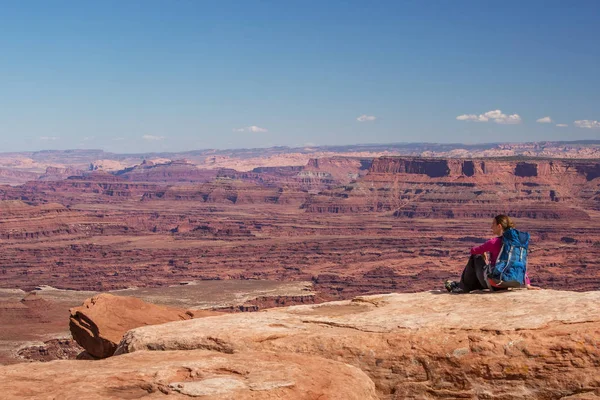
top-left (495, 243), bottom-right (505, 265)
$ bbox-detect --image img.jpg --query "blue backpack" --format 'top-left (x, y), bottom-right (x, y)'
top-left (489, 228), bottom-right (529, 285)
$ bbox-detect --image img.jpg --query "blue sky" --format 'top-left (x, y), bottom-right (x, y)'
top-left (1, 0), bottom-right (599, 153)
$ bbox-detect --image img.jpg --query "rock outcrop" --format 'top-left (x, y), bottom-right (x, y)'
top-left (0, 349), bottom-right (377, 399)
top-left (16, 338), bottom-right (83, 362)
top-left (38, 166), bottom-right (84, 181)
top-left (115, 290), bottom-right (600, 399)
top-left (69, 293), bottom-right (219, 358)
top-left (115, 159), bottom-right (219, 182)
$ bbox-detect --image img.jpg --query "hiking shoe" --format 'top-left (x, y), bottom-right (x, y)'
top-left (444, 280), bottom-right (457, 292)
top-left (450, 286), bottom-right (466, 294)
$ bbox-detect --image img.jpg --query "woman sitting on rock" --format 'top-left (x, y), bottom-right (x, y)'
top-left (445, 214), bottom-right (540, 294)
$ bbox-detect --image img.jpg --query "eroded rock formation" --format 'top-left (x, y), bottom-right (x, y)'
top-left (69, 293), bottom-right (219, 358)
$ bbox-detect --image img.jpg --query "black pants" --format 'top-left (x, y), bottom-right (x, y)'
top-left (459, 255), bottom-right (522, 292)
top-left (459, 254), bottom-right (490, 292)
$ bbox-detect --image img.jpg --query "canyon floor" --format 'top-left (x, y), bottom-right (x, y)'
top-left (1, 202), bottom-right (598, 365)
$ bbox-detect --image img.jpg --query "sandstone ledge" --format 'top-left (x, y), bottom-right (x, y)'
top-left (0, 349), bottom-right (376, 399)
top-left (116, 290), bottom-right (600, 399)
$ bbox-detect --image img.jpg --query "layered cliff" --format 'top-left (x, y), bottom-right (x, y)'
top-left (302, 157), bottom-right (600, 218)
top-left (368, 156), bottom-right (600, 180)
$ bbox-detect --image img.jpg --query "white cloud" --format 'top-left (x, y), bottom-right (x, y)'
top-left (574, 120), bottom-right (600, 129)
top-left (39, 136), bottom-right (59, 141)
top-left (233, 126), bottom-right (268, 133)
top-left (456, 109), bottom-right (522, 125)
top-left (456, 114), bottom-right (484, 122)
top-left (536, 116), bottom-right (553, 124)
top-left (556, 124), bottom-right (568, 128)
top-left (142, 135), bottom-right (165, 141)
top-left (357, 114), bottom-right (376, 122)
top-left (495, 114), bottom-right (522, 125)
top-left (249, 125), bottom-right (268, 133)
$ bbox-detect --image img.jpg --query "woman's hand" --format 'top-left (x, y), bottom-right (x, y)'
top-left (483, 253), bottom-right (490, 264)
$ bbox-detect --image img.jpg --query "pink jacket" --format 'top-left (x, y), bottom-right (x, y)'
top-left (471, 237), bottom-right (531, 285)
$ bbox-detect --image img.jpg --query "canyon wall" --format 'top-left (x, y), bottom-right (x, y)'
top-left (302, 157), bottom-right (600, 218)
top-left (368, 157), bottom-right (600, 180)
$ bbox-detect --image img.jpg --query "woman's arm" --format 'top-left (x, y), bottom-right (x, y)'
top-left (470, 237), bottom-right (500, 255)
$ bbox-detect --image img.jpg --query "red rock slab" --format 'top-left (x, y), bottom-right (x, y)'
top-left (116, 290), bottom-right (600, 399)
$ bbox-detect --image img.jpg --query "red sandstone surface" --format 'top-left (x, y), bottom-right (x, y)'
top-left (1, 349), bottom-right (378, 399)
top-left (3, 290), bottom-right (599, 399)
top-left (0, 148), bottom-right (598, 365)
